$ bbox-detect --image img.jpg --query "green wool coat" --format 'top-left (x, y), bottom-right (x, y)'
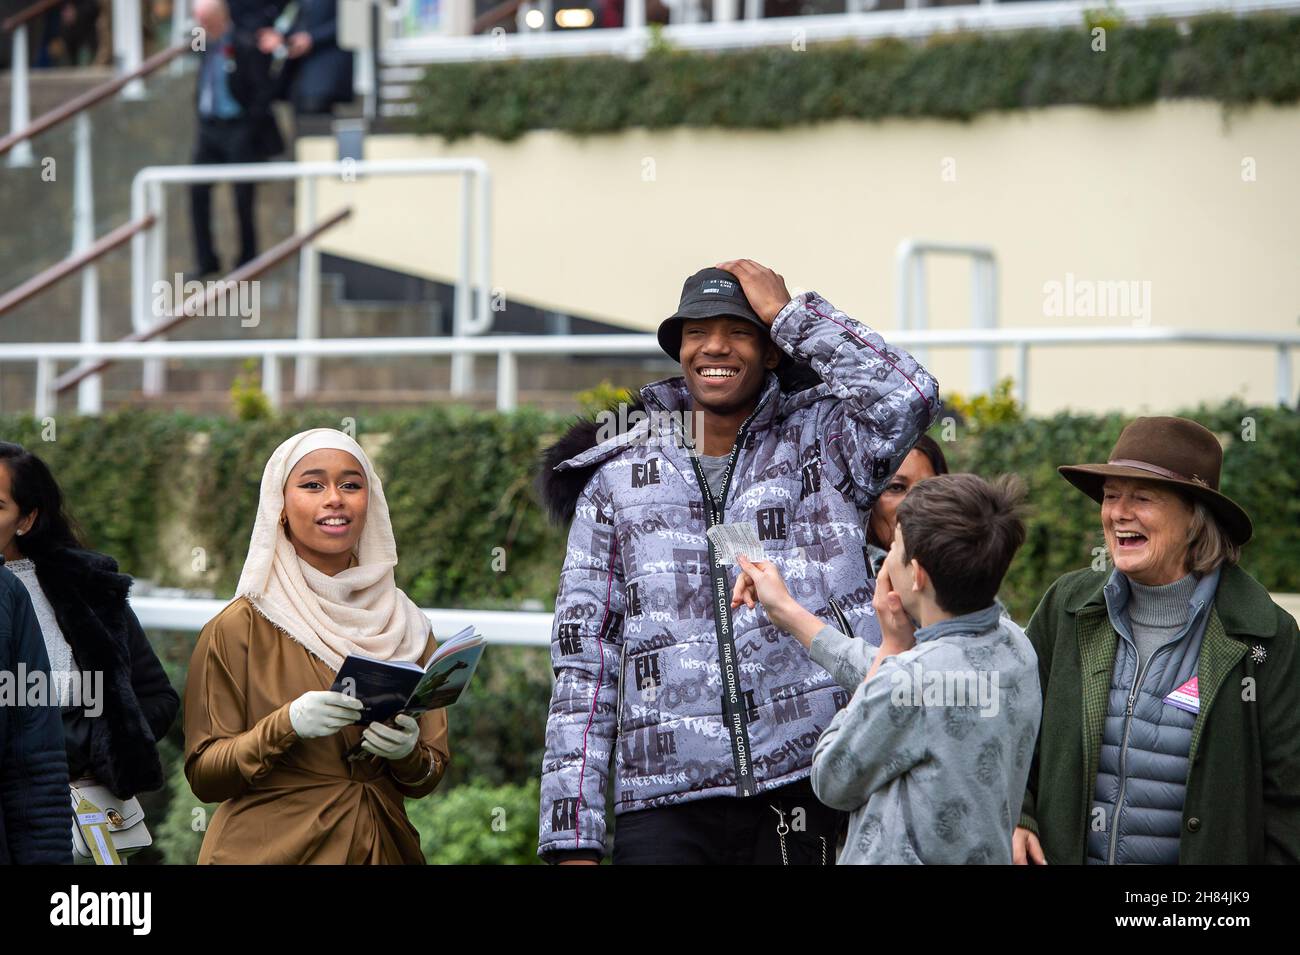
top-left (1019, 562), bottom-right (1300, 864)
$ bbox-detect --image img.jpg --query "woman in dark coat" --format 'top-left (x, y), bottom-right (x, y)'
top-left (0, 562), bottom-right (70, 864)
top-left (1014, 417), bottom-right (1299, 865)
top-left (0, 443), bottom-right (178, 808)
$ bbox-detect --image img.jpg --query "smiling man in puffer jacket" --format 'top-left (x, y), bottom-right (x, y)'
top-left (536, 259), bottom-right (941, 864)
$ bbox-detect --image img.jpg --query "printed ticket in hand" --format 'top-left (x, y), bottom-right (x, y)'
top-left (706, 522), bottom-right (768, 567)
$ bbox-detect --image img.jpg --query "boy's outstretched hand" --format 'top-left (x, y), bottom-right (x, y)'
top-left (732, 555), bottom-right (825, 649)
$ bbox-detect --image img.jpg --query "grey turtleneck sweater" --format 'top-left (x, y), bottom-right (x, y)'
top-left (1127, 573), bottom-right (1196, 668)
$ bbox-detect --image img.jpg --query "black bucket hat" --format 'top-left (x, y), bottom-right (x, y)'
top-left (656, 268), bottom-right (768, 361)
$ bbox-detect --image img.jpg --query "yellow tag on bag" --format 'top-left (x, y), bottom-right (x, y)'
top-left (73, 793), bottom-right (122, 866)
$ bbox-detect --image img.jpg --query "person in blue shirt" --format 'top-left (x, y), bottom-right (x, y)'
top-left (189, 0), bottom-right (286, 279)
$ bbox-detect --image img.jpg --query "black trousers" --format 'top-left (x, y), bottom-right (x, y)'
top-left (190, 117), bottom-right (261, 272)
top-left (612, 779), bottom-right (844, 865)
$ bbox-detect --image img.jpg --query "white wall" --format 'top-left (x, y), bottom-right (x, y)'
top-left (298, 100), bottom-right (1300, 414)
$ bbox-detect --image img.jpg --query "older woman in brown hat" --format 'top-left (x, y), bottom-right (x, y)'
top-left (1014, 416), bottom-right (1299, 865)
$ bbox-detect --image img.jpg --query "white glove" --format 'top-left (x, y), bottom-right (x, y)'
top-left (288, 690), bottom-right (363, 739)
top-left (360, 713), bottom-right (420, 761)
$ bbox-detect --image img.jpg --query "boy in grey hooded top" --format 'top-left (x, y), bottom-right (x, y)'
top-left (733, 473), bottom-right (1041, 864)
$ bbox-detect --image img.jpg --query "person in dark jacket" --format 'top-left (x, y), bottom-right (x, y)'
top-left (0, 563), bottom-right (70, 864)
top-left (0, 443), bottom-right (178, 812)
top-left (188, 0), bottom-right (287, 278)
top-left (1015, 417), bottom-right (1300, 865)
top-left (257, 0), bottom-right (353, 115)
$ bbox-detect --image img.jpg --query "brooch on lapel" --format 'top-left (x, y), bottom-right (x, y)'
top-left (1250, 644), bottom-right (1267, 664)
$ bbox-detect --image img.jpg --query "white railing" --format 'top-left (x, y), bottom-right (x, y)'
top-left (127, 158), bottom-right (493, 402)
top-left (381, 0), bottom-right (1300, 72)
top-left (130, 595), bottom-right (552, 647)
top-left (8, 326), bottom-right (1297, 417)
top-left (132, 592), bottom-right (1300, 641)
top-left (6, 19), bottom-right (32, 168)
top-left (896, 240), bottom-right (998, 395)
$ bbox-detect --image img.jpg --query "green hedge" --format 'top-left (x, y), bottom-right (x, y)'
top-left (0, 412), bottom-right (202, 582)
top-left (407, 14), bottom-right (1300, 142)
top-left (406, 779), bottom-right (543, 865)
top-left (1, 398), bottom-right (1295, 619)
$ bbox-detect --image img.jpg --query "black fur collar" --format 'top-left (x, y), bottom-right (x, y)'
top-left (536, 396), bottom-right (648, 526)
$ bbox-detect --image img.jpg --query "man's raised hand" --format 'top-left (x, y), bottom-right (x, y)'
top-left (715, 259), bottom-right (792, 327)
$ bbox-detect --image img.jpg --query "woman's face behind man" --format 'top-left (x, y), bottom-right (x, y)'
top-left (282, 450), bottom-right (369, 575)
top-left (868, 448), bottom-right (938, 549)
top-left (0, 464), bottom-right (35, 560)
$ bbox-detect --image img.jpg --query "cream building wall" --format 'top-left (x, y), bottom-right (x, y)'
top-left (298, 100), bottom-right (1300, 414)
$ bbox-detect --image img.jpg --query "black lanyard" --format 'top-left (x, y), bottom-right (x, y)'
top-left (681, 394), bottom-right (770, 798)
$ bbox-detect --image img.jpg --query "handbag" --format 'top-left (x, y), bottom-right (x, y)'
top-left (70, 779), bottom-right (152, 862)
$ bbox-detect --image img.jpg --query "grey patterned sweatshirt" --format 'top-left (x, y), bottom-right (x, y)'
top-left (809, 603), bottom-right (1041, 864)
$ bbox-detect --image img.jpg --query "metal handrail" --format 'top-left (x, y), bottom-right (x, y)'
top-left (11, 326), bottom-right (1297, 415)
top-left (129, 595), bottom-right (554, 647)
top-left (0, 215), bottom-right (156, 318)
top-left (128, 591), bottom-right (1298, 645)
top-left (1, 0), bottom-right (63, 33)
top-left (16, 327), bottom-right (1299, 357)
top-left (0, 41), bottom-right (186, 157)
top-left (128, 159), bottom-right (494, 404)
top-left (52, 207), bottom-right (355, 393)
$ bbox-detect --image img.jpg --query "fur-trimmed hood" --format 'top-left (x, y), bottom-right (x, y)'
top-left (537, 396), bottom-right (650, 527)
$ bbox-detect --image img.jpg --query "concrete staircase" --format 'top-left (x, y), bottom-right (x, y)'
top-left (0, 66), bottom-right (673, 417)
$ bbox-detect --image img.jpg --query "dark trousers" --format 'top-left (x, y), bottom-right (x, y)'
top-left (190, 117), bottom-right (261, 272)
top-left (612, 779), bottom-right (844, 865)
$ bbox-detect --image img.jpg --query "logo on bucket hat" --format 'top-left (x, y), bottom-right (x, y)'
top-left (657, 267), bottom-right (767, 361)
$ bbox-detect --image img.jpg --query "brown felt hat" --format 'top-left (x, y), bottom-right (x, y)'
top-left (1058, 416), bottom-right (1253, 546)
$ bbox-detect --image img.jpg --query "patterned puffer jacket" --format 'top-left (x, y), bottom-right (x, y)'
top-left (535, 291), bottom-right (940, 861)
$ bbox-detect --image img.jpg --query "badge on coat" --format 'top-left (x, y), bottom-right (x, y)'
top-left (1163, 676), bottom-right (1200, 715)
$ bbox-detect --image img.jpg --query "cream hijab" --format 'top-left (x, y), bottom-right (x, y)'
top-left (236, 428), bottom-right (429, 672)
